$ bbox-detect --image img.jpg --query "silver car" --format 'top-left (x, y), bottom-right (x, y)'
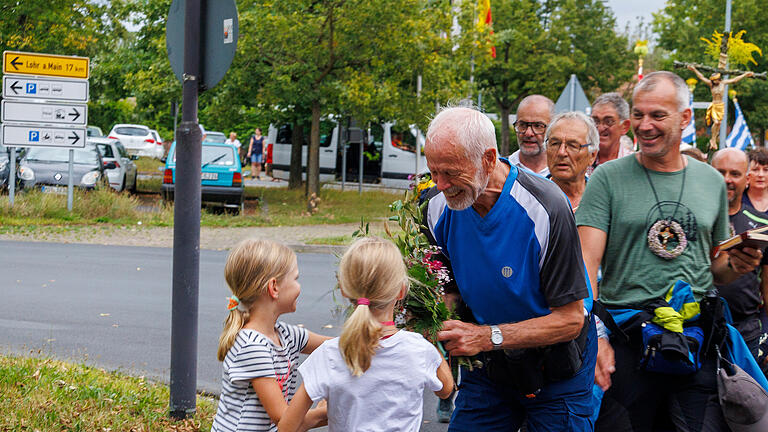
top-left (108, 124), bottom-right (163, 159)
top-left (92, 137), bottom-right (138, 192)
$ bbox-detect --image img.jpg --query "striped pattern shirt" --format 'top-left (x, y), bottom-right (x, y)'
top-left (211, 322), bottom-right (308, 432)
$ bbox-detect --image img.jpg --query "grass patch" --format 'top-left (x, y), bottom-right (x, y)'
top-left (134, 157), bottom-right (166, 173)
top-left (0, 184), bottom-right (403, 229)
top-left (0, 354), bottom-right (215, 431)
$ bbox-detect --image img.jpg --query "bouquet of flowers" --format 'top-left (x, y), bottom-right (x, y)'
top-left (353, 174), bottom-right (473, 373)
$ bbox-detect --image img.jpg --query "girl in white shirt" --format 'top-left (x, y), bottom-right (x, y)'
top-left (211, 239), bottom-right (328, 432)
top-left (279, 237), bottom-right (455, 432)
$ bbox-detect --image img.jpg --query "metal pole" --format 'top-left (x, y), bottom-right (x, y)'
top-left (67, 149), bottom-right (74, 211)
top-left (170, 0), bottom-right (202, 420)
top-left (720, 0), bottom-right (732, 147)
top-left (569, 74), bottom-right (576, 111)
top-left (9, 147), bottom-right (16, 207)
top-left (341, 122), bottom-right (347, 191)
top-left (416, 75), bottom-right (422, 178)
top-left (358, 140), bottom-right (363, 195)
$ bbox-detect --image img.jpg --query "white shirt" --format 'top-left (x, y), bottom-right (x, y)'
top-left (299, 331), bottom-right (444, 432)
top-left (225, 138), bottom-right (242, 149)
top-left (509, 150), bottom-right (550, 177)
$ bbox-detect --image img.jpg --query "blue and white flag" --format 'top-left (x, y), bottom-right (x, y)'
top-left (727, 99), bottom-right (753, 150)
top-left (681, 93), bottom-right (696, 145)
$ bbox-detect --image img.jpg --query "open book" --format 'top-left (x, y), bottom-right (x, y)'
top-left (713, 225), bottom-right (768, 258)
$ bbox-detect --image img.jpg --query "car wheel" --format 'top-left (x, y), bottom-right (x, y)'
top-left (129, 173), bottom-right (138, 194)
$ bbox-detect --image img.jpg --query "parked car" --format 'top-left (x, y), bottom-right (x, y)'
top-left (150, 129), bottom-right (165, 159)
top-left (17, 144), bottom-right (113, 193)
top-left (0, 144), bottom-right (9, 192)
top-left (93, 137), bottom-right (138, 193)
top-left (87, 125), bottom-right (104, 137)
top-left (162, 140), bottom-right (244, 213)
top-left (107, 124), bottom-right (163, 159)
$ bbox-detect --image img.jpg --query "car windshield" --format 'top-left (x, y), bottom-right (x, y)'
top-left (114, 126), bottom-right (149, 136)
top-left (25, 147), bottom-right (99, 165)
top-left (201, 146), bottom-right (235, 166)
top-left (204, 132), bottom-right (226, 143)
top-left (115, 142), bottom-right (129, 158)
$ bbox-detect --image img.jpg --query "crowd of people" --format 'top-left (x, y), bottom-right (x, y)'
top-left (208, 70), bottom-right (768, 432)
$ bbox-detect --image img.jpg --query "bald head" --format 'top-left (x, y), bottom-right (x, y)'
top-left (712, 148), bottom-right (748, 170)
top-left (712, 148), bottom-right (749, 207)
top-left (517, 95), bottom-right (555, 117)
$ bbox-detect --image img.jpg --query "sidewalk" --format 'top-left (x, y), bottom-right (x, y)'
top-left (0, 222), bottom-right (379, 254)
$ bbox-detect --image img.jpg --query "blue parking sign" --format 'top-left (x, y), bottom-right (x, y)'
top-left (26, 83), bottom-right (37, 94)
top-left (29, 131), bottom-right (40, 142)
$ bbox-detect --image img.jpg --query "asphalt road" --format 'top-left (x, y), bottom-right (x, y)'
top-left (0, 241), bottom-right (449, 431)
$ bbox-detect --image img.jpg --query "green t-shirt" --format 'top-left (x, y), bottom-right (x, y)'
top-left (575, 155), bottom-right (729, 307)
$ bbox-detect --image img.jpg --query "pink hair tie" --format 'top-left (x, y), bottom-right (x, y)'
top-left (357, 297), bottom-right (370, 306)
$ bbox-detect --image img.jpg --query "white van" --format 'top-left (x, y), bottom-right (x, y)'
top-left (269, 121), bottom-right (426, 188)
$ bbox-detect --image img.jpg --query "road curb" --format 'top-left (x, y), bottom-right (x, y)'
top-left (286, 243), bottom-right (346, 255)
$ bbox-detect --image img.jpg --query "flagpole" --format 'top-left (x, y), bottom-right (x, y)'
top-left (719, 0), bottom-right (732, 148)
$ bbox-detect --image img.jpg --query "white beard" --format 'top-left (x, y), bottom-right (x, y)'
top-left (444, 168), bottom-right (490, 211)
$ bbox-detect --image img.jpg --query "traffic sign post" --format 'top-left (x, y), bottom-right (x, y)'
top-left (166, 0), bottom-right (238, 420)
top-left (2, 100), bottom-right (87, 126)
top-left (3, 76), bottom-right (88, 102)
top-left (2, 50), bottom-right (90, 211)
top-left (3, 51), bottom-right (89, 79)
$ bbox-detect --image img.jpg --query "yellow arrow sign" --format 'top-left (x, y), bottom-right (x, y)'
top-left (3, 51), bottom-right (89, 79)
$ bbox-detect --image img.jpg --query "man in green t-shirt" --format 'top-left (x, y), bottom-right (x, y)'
top-left (576, 71), bottom-right (763, 431)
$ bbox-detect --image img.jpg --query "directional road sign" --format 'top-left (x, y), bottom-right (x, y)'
top-left (2, 76), bottom-right (88, 102)
top-left (3, 51), bottom-right (89, 79)
top-left (1, 124), bottom-right (85, 148)
top-left (2, 100), bottom-right (87, 126)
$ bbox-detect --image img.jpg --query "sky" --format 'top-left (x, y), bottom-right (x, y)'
top-left (606, 0), bottom-right (669, 33)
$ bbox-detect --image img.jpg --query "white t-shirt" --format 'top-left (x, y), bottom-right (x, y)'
top-left (211, 322), bottom-right (308, 432)
top-left (225, 138), bottom-right (242, 149)
top-left (508, 149), bottom-right (550, 177)
top-left (299, 330), bottom-right (444, 432)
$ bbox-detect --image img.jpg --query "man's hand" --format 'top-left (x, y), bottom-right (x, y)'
top-left (729, 247), bottom-right (763, 275)
top-left (595, 338), bottom-right (616, 391)
top-left (437, 320), bottom-right (491, 356)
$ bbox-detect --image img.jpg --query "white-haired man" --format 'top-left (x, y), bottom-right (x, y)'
top-left (545, 111), bottom-right (599, 211)
top-left (423, 106), bottom-right (597, 431)
top-left (588, 92), bottom-right (632, 176)
top-left (577, 71), bottom-right (762, 431)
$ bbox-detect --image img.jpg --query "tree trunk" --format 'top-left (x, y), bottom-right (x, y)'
top-left (288, 121), bottom-right (303, 189)
top-left (500, 105), bottom-right (511, 156)
top-left (307, 100), bottom-right (321, 208)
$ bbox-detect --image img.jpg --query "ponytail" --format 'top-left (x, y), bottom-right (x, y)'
top-left (217, 308), bottom-right (249, 361)
top-left (337, 237), bottom-right (408, 376)
top-left (339, 302), bottom-right (383, 376)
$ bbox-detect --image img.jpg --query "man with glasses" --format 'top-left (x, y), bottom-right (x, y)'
top-left (510, 95), bottom-right (554, 177)
top-left (588, 93), bottom-right (632, 176)
top-left (545, 112), bottom-right (598, 212)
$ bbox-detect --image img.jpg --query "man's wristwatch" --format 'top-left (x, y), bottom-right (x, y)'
top-left (490, 325), bottom-right (503, 349)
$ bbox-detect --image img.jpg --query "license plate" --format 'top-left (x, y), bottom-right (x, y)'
top-left (41, 186), bottom-right (66, 195)
top-left (201, 172), bottom-right (218, 180)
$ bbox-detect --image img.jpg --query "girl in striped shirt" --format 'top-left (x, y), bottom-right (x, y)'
top-left (211, 239), bottom-right (328, 432)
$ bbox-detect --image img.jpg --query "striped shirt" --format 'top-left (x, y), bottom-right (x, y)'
top-left (211, 322), bottom-right (308, 432)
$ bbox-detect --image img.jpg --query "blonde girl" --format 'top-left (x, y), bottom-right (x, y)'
top-left (211, 239), bottom-right (328, 432)
top-left (279, 237), bottom-right (455, 432)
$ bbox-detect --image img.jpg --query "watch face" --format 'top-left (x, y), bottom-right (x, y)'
top-left (491, 330), bottom-right (503, 345)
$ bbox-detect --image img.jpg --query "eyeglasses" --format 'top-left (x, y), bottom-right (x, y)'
top-left (513, 120), bottom-right (547, 135)
top-left (545, 139), bottom-right (591, 154)
top-left (591, 117), bottom-right (618, 128)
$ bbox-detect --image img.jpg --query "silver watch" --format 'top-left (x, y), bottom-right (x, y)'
top-left (490, 325), bottom-right (503, 349)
